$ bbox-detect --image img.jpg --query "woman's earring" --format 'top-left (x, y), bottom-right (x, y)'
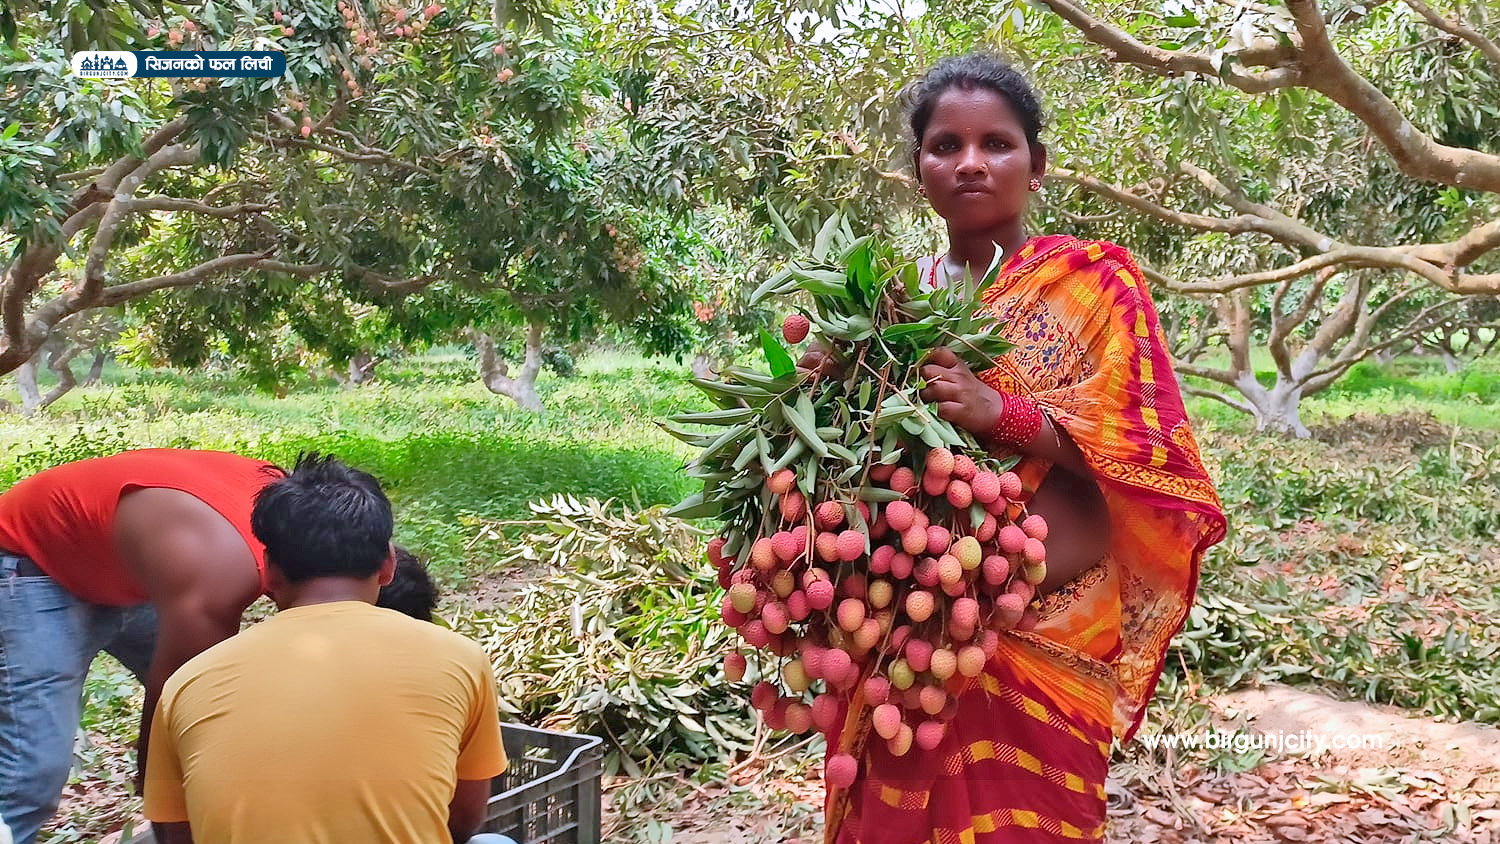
top-left (1028, 178), bottom-right (1042, 192)
top-left (917, 185), bottom-right (927, 197)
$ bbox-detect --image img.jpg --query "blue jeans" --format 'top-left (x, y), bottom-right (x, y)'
top-left (0, 554), bottom-right (158, 844)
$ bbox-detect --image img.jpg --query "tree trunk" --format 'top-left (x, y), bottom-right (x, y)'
top-left (1373, 346), bottom-right (1397, 367)
top-left (348, 351), bottom-right (377, 386)
top-left (691, 351), bottom-right (717, 380)
top-left (83, 350), bottom-right (106, 386)
top-left (1233, 371), bottom-right (1312, 438)
top-left (16, 356), bottom-right (42, 415)
top-left (473, 321), bottom-right (544, 411)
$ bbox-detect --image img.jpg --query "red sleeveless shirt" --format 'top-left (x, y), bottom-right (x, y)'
top-left (0, 449), bottom-right (281, 606)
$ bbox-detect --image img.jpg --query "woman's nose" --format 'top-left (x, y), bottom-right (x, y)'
top-left (955, 146), bottom-right (987, 175)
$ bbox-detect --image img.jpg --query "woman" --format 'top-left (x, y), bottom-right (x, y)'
top-left (817, 54), bottom-right (1227, 843)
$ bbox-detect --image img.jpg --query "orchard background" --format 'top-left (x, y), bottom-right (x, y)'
top-left (3, 0), bottom-right (1499, 841)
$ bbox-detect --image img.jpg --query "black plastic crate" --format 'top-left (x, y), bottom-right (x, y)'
top-left (482, 723), bottom-right (605, 844)
top-left (123, 723), bottom-right (603, 844)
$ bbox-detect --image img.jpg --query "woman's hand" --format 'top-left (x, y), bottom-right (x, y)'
top-left (919, 346), bottom-right (1003, 438)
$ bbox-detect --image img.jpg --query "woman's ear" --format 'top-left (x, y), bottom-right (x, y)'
top-left (1031, 142), bottom-right (1049, 180)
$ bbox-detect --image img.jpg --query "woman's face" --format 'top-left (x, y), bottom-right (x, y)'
top-left (916, 86), bottom-right (1044, 233)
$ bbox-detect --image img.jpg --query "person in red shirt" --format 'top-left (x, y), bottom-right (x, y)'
top-left (0, 449), bottom-right (443, 844)
top-left (0, 448), bottom-right (281, 844)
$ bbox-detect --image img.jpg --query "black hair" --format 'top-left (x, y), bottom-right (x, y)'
top-left (377, 546), bottom-right (439, 621)
top-left (251, 452), bottom-right (393, 583)
top-left (905, 53), bottom-right (1045, 173)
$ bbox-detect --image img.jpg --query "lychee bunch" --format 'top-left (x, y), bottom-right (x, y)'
top-left (710, 444), bottom-right (1047, 772)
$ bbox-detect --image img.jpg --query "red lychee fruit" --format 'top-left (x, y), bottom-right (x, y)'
top-left (915, 720), bottom-right (947, 750)
top-left (873, 703), bottom-right (902, 740)
top-left (811, 693), bottom-right (840, 732)
top-left (947, 479), bottom-right (973, 509)
top-left (890, 552), bottom-right (915, 580)
top-left (925, 525), bottom-right (951, 556)
top-left (919, 685), bottom-right (947, 716)
top-left (724, 652), bottom-right (747, 682)
top-left (926, 447), bottom-right (955, 477)
top-left (884, 500), bottom-right (916, 532)
top-left (767, 468), bottom-right (796, 495)
top-left (998, 525), bottom-right (1027, 555)
top-left (786, 590), bottom-right (810, 621)
top-left (904, 638), bottom-right (934, 673)
top-left (751, 681), bottom-right (776, 711)
top-left (905, 590), bottom-right (935, 623)
top-left (779, 490), bottom-right (806, 524)
top-left (826, 753), bottom-right (858, 788)
top-left (889, 467), bottom-right (918, 496)
top-left (805, 579), bottom-right (835, 612)
top-left (998, 472), bottom-right (1024, 500)
top-left (901, 525), bottom-right (928, 556)
top-left (971, 470), bottom-right (1002, 504)
top-left (952, 453), bottom-right (977, 481)
top-left (772, 530), bottom-right (801, 563)
top-left (815, 531), bottom-right (841, 563)
top-left (957, 645), bottom-right (986, 677)
top-left (1022, 514), bottom-right (1050, 541)
top-left (836, 529), bottom-right (866, 562)
top-left (837, 598), bottom-right (866, 633)
top-left (782, 313), bottom-right (810, 344)
top-left (815, 499), bottom-right (845, 530)
top-left (929, 648), bottom-right (957, 681)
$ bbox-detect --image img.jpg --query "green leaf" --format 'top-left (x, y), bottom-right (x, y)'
top-left (811, 212), bottom-right (842, 262)
top-left (671, 407), bottom-right (757, 425)
top-left (856, 486), bottom-right (908, 503)
top-left (760, 329), bottom-right (796, 379)
top-left (765, 200), bottom-right (799, 250)
top-left (665, 493), bottom-right (720, 520)
top-left (782, 398), bottom-right (829, 458)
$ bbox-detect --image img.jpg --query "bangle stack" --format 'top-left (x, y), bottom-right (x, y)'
top-left (990, 393), bottom-right (1044, 448)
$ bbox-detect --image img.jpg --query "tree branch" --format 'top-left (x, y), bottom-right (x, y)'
top-left (1402, 0), bottom-right (1500, 70)
top-left (1037, 0), bottom-right (1500, 192)
top-left (82, 144), bottom-right (201, 302)
top-left (124, 197), bottom-right (274, 218)
top-left (1032, 0), bottom-right (1303, 93)
top-left (1183, 383), bottom-right (1258, 415)
top-left (1283, 0), bottom-right (1500, 193)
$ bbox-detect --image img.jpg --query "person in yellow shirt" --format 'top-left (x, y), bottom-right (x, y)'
top-left (142, 453), bottom-right (512, 844)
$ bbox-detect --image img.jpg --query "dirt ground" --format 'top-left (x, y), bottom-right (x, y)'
top-left (607, 684), bottom-right (1500, 844)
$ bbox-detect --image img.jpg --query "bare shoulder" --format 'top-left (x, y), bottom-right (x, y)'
top-left (115, 487), bottom-right (259, 604)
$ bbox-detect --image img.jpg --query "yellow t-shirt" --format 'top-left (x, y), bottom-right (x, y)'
top-left (143, 601), bottom-right (508, 844)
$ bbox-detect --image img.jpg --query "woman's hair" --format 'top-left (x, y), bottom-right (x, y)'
top-left (905, 53), bottom-right (1045, 168)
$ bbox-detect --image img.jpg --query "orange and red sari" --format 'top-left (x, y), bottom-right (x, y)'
top-left (825, 235), bottom-right (1227, 844)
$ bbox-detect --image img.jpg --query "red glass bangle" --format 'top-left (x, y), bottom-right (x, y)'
top-left (990, 393), bottom-right (1044, 448)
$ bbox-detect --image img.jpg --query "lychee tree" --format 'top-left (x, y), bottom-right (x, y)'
top-left (1, 0), bottom-right (701, 403)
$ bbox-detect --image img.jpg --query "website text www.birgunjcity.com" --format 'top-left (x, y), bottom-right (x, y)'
top-left (1136, 728), bottom-right (1388, 755)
